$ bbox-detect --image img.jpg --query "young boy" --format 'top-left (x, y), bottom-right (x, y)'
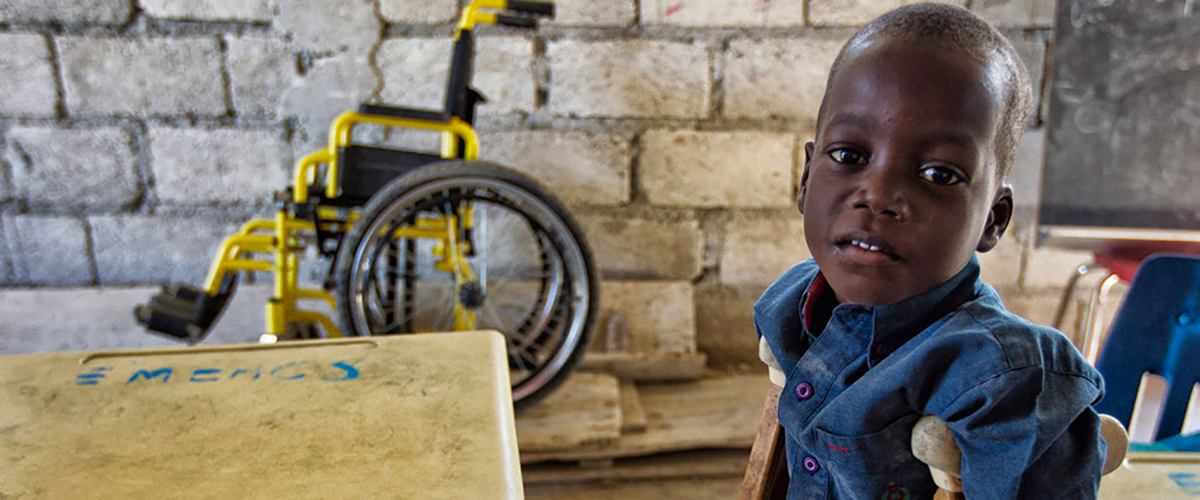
top-left (754, 4), bottom-right (1106, 499)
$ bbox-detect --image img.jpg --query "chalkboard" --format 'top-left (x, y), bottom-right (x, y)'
top-left (1042, 0), bottom-right (1200, 233)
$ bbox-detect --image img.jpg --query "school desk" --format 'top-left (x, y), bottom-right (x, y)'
top-left (0, 331), bottom-right (523, 500)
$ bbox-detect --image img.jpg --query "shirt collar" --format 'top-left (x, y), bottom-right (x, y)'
top-left (801, 272), bottom-right (833, 333)
top-left (800, 256), bottom-right (982, 353)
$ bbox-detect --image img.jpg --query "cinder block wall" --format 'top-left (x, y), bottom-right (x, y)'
top-left (0, 0), bottom-right (1093, 366)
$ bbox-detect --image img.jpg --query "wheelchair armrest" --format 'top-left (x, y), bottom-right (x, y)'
top-left (358, 104), bottom-right (450, 124)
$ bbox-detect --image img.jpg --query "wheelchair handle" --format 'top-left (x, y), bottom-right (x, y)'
top-left (506, 1), bottom-right (554, 17)
top-left (496, 14), bottom-right (538, 29)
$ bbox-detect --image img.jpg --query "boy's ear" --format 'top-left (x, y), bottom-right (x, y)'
top-left (976, 184), bottom-right (1014, 253)
top-left (798, 141), bottom-right (814, 214)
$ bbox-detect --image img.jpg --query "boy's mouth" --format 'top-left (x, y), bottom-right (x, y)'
top-left (835, 233), bottom-right (900, 261)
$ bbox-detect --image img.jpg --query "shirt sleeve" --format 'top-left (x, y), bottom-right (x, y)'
top-left (936, 366), bottom-right (1106, 500)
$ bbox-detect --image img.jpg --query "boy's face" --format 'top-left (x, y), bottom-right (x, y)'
top-left (799, 38), bottom-right (1013, 306)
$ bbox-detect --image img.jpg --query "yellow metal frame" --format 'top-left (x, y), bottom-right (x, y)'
top-left (197, 1), bottom-right (530, 339)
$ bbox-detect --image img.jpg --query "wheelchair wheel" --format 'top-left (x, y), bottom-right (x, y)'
top-left (333, 160), bottom-right (597, 407)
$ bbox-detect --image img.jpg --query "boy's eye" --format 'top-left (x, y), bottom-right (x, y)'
top-left (828, 148), bottom-right (868, 165)
top-left (918, 165), bottom-right (965, 186)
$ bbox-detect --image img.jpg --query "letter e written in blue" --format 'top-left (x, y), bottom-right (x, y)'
top-left (190, 368), bottom-right (222, 383)
top-left (127, 368), bottom-right (173, 384)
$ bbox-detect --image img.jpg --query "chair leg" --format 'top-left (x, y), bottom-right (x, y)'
top-left (1053, 262), bottom-right (1094, 330)
top-left (1080, 272), bottom-right (1121, 365)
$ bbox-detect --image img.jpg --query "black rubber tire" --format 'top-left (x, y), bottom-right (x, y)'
top-left (332, 160), bottom-right (597, 408)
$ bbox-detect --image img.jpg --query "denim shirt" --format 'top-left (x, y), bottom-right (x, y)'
top-left (754, 257), bottom-right (1106, 500)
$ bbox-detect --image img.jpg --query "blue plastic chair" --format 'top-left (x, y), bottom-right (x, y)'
top-left (1093, 254), bottom-right (1200, 443)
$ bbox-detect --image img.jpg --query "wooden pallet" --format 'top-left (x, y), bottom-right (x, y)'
top-left (521, 375), bottom-right (770, 464)
top-left (523, 449), bottom-right (749, 485)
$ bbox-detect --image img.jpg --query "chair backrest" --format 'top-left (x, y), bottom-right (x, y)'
top-left (1094, 254), bottom-right (1200, 442)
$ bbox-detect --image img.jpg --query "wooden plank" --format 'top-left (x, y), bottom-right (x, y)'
top-left (579, 352), bottom-right (708, 381)
top-left (517, 373), bottom-right (622, 452)
top-left (739, 384), bottom-right (787, 500)
top-left (521, 375), bottom-right (771, 464)
top-left (525, 477), bottom-right (743, 500)
top-left (522, 449), bottom-right (749, 485)
top-left (0, 333), bottom-right (523, 500)
top-left (620, 380), bottom-right (648, 433)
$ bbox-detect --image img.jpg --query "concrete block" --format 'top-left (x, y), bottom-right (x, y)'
top-left (1023, 245), bottom-right (1093, 290)
top-left (378, 36), bottom-right (535, 115)
top-left (140, 0), bottom-right (272, 21)
top-left (380, 0), bottom-right (457, 24)
top-left (549, 0), bottom-right (635, 27)
top-left (0, 34), bottom-right (57, 117)
top-left (0, 219), bottom-right (10, 285)
top-left (376, 37), bottom-right (450, 110)
top-left (0, 0), bottom-right (132, 24)
top-left (694, 284), bottom-right (766, 369)
top-left (974, 0), bottom-right (1055, 28)
top-left (276, 0), bottom-right (380, 55)
top-left (90, 214), bottom-right (245, 285)
top-left (640, 130), bottom-right (794, 208)
top-left (227, 36), bottom-right (296, 119)
top-left (480, 130), bottom-right (630, 206)
top-left (2, 214), bottom-right (93, 286)
top-left (5, 125), bottom-right (139, 210)
top-left (0, 284), bottom-right (289, 355)
top-left (1011, 36), bottom-right (1047, 123)
top-left (600, 280), bottom-right (696, 354)
top-left (149, 127), bottom-right (288, 205)
top-left (58, 36), bottom-right (225, 117)
top-left (280, 53), bottom-right (378, 152)
top-left (808, 0), bottom-right (964, 27)
top-left (978, 218), bottom-right (1027, 289)
top-left (476, 36), bottom-right (536, 114)
top-left (548, 40), bottom-right (711, 118)
top-left (0, 168), bottom-right (10, 204)
top-left (1007, 129), bottom-right (1045, 215)
top-left (641, 0), bottom-right (803, 28)
top-left (719, 215), bottom-right (808, 286)
top-left (996, 287), bottom-right (1062, 329)
top-left (578, 215), bottom-right (702, 280)
top-left (723, 37), bottom-right (848, 122)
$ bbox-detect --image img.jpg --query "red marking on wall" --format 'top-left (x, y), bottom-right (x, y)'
top-left (826, 443), bottom-right (849, 453)
top-left (666, 2), bottom-right (684, 16)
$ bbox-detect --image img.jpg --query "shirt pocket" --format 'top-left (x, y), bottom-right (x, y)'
top-left (814, 413), bottom-right (922, 476)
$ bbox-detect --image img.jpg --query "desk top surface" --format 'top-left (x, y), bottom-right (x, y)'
top-left (0, 332), bottom-right (522, 500)
top-left (1100, 452), bottom-right (1200, 499)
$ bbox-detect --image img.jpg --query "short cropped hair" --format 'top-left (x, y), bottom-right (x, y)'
top-left (816, 3), bottom-right (1034, 179)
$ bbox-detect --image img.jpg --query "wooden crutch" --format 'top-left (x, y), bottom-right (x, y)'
top-left (911, 414), bottom-right (1130, 499)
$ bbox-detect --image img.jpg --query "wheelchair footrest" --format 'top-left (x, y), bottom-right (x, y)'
top-left (134, 276), bottom-right (237, 344)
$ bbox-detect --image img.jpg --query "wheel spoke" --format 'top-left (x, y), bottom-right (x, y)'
top-left (338, 170), bottom-right (594, 406)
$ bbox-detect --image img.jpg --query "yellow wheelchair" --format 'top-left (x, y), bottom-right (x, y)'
top-left (134, 0), bottom-right (597, 407)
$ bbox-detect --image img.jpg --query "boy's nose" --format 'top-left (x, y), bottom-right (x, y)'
top-left (852, 168), bottom-right (910, 220)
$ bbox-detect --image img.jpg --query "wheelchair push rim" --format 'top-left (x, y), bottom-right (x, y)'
top-left (336, 163), bottom-right (596, 406)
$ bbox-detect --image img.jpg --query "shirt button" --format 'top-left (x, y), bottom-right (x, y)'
top-left (795, 382), bottom-right (814, 401)
top-left (803, 456), bottom-right (820, 473)
top-left (875, 343), bottom-right (888, 355)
